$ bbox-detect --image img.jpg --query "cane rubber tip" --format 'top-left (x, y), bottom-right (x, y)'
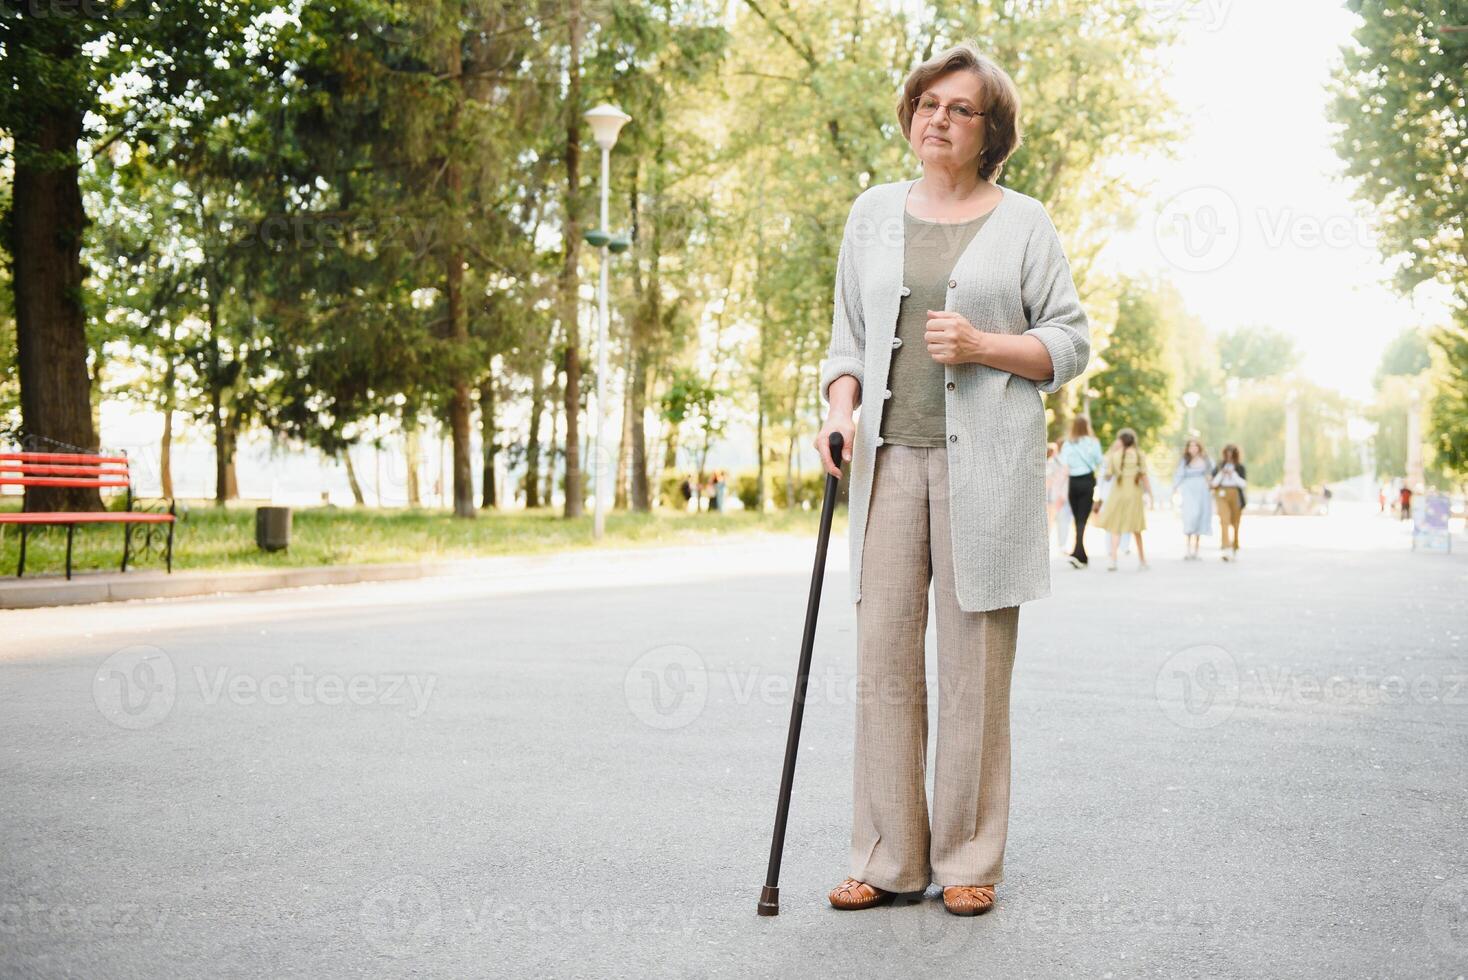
top-left (757, 885), bottom-right (780, 916)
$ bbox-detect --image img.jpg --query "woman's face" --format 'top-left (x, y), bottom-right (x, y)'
top-left (909, 70), bottom-right (986, 174)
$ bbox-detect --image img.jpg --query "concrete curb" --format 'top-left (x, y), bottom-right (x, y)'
top-left (0, 559), bottom-right (487, 610)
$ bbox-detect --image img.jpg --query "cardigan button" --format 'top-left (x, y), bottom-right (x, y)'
top-left (948, 278), bottom-right (957, 289)
top-left (900, 285), bottom-right (911, 297)
top-left (875, 437), bottom-right (885, 446)
top-left (945, 381), bottom-right (955, 390)
top-left (949, 434), bottom-right (958, 443)
top-left (891, 336), bottom-right (903, 349)
top-left (883, 389), bottom-right (892, 399)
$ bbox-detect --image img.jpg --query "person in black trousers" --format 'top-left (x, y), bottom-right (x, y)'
top-left (1058, 415), bottom-right (1104, 568)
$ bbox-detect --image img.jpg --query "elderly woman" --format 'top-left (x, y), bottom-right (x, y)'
top-left (813, 41), bottom-right (1091, 917)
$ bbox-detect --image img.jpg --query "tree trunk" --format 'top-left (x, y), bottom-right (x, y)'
top-left (210, 382), bottom-right (227, 507)
top-left (1048, 389), bottom-right (1072, 446)
top-left (525, 353), bottom-right (545, 508)
top-left (755, 386), bottom-right (766, 514)
top-left (615, 345), bottom-right (633, 510)
top-left (785, 380), bottom-right (798, 510)
top-left (10, 91), bottom-right (101, 512)
top-left (342, 448), bottom-right (365, 505)
top-left (662, 416), bottom-right (678, 472)
top-left (629, 350), bottom-right (651, 512)
top-left (560, 0), bottom-right (585, 518)
top-left (545, 343), bottom-right (563, 508)
top-left (404, 408), bottom-right (421, 507)
top-left (205, 294), bottom-right (233, 506)
top-left (443, 41), bottom-right (475, 519)
top-left (479, 378), bottom-right (497, 510)
top-left (624, 167), bottom-right (651, 514)
top-left (160, 323), bottom-right (176, 500)
top-left (223, 426), bottom-right (240, 500)
top-left (159, 408), bottom-right (174, 499)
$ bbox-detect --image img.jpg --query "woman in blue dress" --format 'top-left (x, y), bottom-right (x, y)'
top-left (1171, 438), bottom-right (1214, 560)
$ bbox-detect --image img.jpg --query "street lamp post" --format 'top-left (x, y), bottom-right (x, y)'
top-left (583, 103), bottom-right (632, 539)
top-left (1181, 390), bottom-right (1200, 437)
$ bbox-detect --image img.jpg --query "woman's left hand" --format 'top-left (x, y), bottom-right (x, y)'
top-left (925, 310), bottom-right (985, 365)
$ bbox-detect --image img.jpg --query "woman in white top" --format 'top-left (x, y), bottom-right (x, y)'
top-left (1210, 443), bottom-right (1247, 560)
top-left (1058, 415), bottom-right (1104, 567)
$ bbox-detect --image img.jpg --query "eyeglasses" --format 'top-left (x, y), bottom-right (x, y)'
top-left (910, 93), bottom-right (985, 125)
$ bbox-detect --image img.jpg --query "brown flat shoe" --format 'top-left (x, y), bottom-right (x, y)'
top-left (942, 884), bottom-right (996, 916)
top-left (828, 877), bottom-right (893, 911)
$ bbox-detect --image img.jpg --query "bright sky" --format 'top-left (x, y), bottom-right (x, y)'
top-left (1096, 0), bottom-right (1454, 403)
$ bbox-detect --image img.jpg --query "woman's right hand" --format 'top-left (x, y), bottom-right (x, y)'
top-left (815, 412), bottom-right (856, 478)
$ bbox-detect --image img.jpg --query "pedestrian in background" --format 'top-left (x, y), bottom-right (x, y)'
top-left (1046, 441), bottom-right (1072, 556)
top-left (712, 470), bottom-right (727, 512)
top-left (1094, 427), bottom-right (1151, 571)
top-left (1211, 444), bottom-right (1247, 560)
top-left (1094, 434), bottom-right (1132, 559)
top-left (1171, 438), bottom-right (1214, 560)
top-left (1059, 415), bottom-right (1103, 568)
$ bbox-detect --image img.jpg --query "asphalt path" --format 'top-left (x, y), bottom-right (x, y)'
top-left (2, 502), bottom-right (1465, 978)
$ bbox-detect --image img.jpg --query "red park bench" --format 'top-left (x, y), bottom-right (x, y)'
top-left (0, 451), bottom-right (177, 580)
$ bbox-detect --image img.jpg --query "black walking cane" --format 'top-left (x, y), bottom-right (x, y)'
top-left (757, 430), bottom-right (845, 917)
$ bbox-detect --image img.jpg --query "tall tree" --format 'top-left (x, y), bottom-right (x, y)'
top-left (0, 0), bottom-right (254, 509)
top-left (1217, 326), bottom-right (1302, 382)
top-left (1330, 2), bottom-right (1467, 484)
top-left (2, 6), bottom-right (99, 507)
top-left (1329, 1), bottom-right (1466, 326)
top-left (1087, 276), bottom-right (1177, 448)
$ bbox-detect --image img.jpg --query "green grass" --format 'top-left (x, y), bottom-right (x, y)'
top-left (0, 498), bottom-right (847, 577)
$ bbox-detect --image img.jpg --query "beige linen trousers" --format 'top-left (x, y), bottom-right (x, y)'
top-left (850, 441), bottom-right (1020, 892)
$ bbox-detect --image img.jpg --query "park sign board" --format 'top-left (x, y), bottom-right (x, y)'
top-left (1412, 493), bottom-right (1452, 553)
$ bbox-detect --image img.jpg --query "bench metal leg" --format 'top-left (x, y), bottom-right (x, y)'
top-left (121, 523), bottom-right (132, 573)
top-left (17, 525), bottom-right (26, 578)
top-left (65, 525), bottom-right (75, 581)
top-left (166, 521), bottom-right (175, 573)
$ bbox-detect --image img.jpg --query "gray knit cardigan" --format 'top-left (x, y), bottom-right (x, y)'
top-left (819, 177), bottom-right (1092, 612)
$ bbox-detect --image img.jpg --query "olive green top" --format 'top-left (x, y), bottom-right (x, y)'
top-left (879, 208), bottom-right (994, 446)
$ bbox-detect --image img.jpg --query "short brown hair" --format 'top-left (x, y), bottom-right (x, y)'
top-left (897, 41), bottom-right (1022, 182)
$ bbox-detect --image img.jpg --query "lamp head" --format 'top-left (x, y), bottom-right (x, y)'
top-left (584, 103), bottom-right (632, 150)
